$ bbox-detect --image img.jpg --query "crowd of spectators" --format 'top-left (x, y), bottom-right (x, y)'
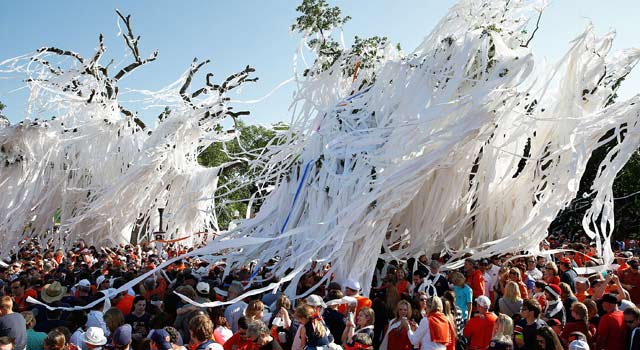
top-left (0, 235), bottom-right (638, 350)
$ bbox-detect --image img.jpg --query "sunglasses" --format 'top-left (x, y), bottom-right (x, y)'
top-left (420, 298), bottom-right (428, 302)
top-left (626, 320), bottom-right (636, 324)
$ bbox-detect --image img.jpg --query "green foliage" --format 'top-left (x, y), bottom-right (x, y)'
top-left (198, 121), bottom-right (283, 229)
top-left (291, 0), bottom-right (395, 81)
top-left (291, 0), bottom-right (351, 40)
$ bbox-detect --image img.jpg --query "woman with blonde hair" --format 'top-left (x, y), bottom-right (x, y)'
top-left (491, 313), bottom-right (514, 343)
top-left (379, 300), bottom-right (413, 350)
top-left (407, 296), bottom-right (455, 350)
top-left (245, 300), bottom-right (265, 323)
top-left (342, 307), bottom-right (375, 346)
top-left (295, 304), bottom-right (330, 350)
top-left (499, 281), bottom-right (523, 317)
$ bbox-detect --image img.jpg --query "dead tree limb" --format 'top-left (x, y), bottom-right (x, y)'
top-left (179, 58), bottom-right (211, 103)
top-left (521, 10), bottom-right (542, 48)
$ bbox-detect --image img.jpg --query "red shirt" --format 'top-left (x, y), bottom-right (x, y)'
top-left (619, 269), bottom-right (640, 304)
top-left (386, 326), bottom-right (412, 350)
top-left (115, 293), bottom-right (135, 316)
top-left (463, 311), bottom-right (497, 350)
top-left (222, 333), bottom-right (257, 350)
top-left (14, 288), bottom-right (38, 312)
top-left (466, 270), bottom-right (485, 298)
top-left (596, 310), bottom-right (628, 350)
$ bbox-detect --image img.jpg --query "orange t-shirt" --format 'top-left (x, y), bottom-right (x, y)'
top-left (115, 293), bottom-right (135, 316)
top-left (222, 333), bottom-right (257, 350)
top-left (463, 312), bottom-right (497, 350)
top-left (466, 270), bottom-right (485, 298)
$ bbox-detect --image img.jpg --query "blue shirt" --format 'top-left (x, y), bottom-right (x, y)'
top-left (453, 284), bottom-right (473, 320)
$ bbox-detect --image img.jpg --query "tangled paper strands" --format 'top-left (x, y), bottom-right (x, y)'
top-left (4, 0), bottom-right (640, 307)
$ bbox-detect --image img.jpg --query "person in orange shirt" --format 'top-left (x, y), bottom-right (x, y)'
top-left (222, 317), bottom-right (257, 350)
top-left (112, 279), bottom-right (134, 316)
top-left (395, 269), bottom-right (410, 298)
top-left (464, 260), bottom-right (485, 299)
top-left (337, 279), bottom-right (372, 317)
top-left (616, 252), bottom-right (632, 274)
top-left (574, 278), bottom-right (590, 303)
top-left (463, 295), bottom-right (497, 350)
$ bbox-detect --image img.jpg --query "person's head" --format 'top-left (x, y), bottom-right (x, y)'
top-left (575, 278), bottom-right (589, 294)
top-left (544, 284), bottom-right (561, 301)
top-left (357, 307), bottom-right (375, 328)
top-left (475, 295), bottom-right (491, 312)
top-left (350, 333), bottom-right (373, 350)
top-left (295, 304), bottom-right (314, 324)
top-left (558, 282), bottom-right (574, 299)
top-left (624, 306), bottom-right (640, 329)
top-left (0, 297), bottom-right (13, 316)
top-left (132, 295), bottom-right (146, 315)
top-left (396, 268), bottom-right (406, 280)
top-left (395, 300), bottom-right (412, 320)
top-left (537, 256), bottom-right (546, 266)
top-left (21, 311), bottom-right (36, 329)
top-left (208, 307), bottom-right (230, 329)
top-left (508, 268), bottom-right (521, 282)
top-left (545, 262), bottom-right (558, 276)
top-left (66, 310), bottom-right (88, 331)
top-left (226, 282), bottom-right (243, 301)
top-left (583, 299), bottom-right (598, 320)
top-left (429, 260), bottom-right (441, 275)
top-left (112, 325), bottom-right (132, 350)
top-left (464, 259), bottom-right (476, 272)
top-left (450, 271), bottom-right (466, 287)
top-left (492, 313), bottom-right (514, 340)
top-left (504, 281), bottom-right (521, 302)
top-left (104, 308), bottom-right (125, 334)
top-left (44, 330), bottom-right (67, 350)
top-left (570, 302), bottom-right (589, 323)
top-left (245, 320), bottom-right (270, 347)
top-left (547, 318), bottom-right (563, 335)
top-left (601, 293), bottom-right (619, 313)
top-left (536, 326), bottom-right (563, 350)
top-left (344, 279), bottom-right (361, 297)
top-left (245, 300), bottom-right (264, 322)
top-left (0, 337), bottom-right (13, 350)
top-left (189, 314), bottom-right (214, 343)
top-left (9, 278), bottom-right (26, 298)
top-left (275, 295), bottom-right (291, 312)
top-left (424, 296), bottom-right (443, 314)
top-left (83, 327), bottom-right (107, 350)
top-left (149, 329), bottom-right (172, 350)
top-left (412, 271), bottom-right (424, 286)
top-left (521, 298), bottom-right (542, 319)
top-left (236, 317), bottom-right (249, 337)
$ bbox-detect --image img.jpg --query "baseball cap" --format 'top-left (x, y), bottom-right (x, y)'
top-left (112, 325), bottom-right (132, 347)
top-left (568, 340), bottom-right (589, 350)
top-left (306, 294), bottom-right (327, 308)
top-left (344, 278), bottom-right (361, 291)
top-left (150, 329), bottom-right (173, 350)
top-left (475, 295), bottom-right (491, 309)
top-left (196, 281), bottom-right (210, 295)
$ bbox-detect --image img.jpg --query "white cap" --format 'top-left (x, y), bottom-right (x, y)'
top-left (83, 327), bottom-right (107, 346)
top-left (196, 281), bottom-right (210, 294)
top-left (475, 295), bottom-right (491, 309)
top-left (305, 294), bottom-right (326, 308)
top-left (78, 279), bottom-right (91, 288)
top-left (568, 340), bottom-right (589, 350)
top-left (343, 278), bottom-right (361, 291)
top-left (96, 275), bottom-right (106, 287)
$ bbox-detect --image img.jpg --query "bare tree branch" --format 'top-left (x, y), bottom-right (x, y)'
top-left (37, 47), bottom-right (85, 64)
top-left (113, 10), bottom-right (158, 81)
top-left (180, 58), bottom-right (211, 103)
top-left (521, 10), bottom-right (542, 48)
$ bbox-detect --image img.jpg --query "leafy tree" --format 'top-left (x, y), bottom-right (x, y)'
top-left (291, 0), bottom-right (397, 80)
top-left (198, 121), bottom-right (285, 229)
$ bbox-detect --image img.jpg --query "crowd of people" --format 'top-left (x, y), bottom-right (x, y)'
top-left (0, 235), bottom-right (638, 350)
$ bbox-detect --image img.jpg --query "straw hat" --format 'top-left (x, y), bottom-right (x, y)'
top-left (41, 281), bottom-right (67, 303)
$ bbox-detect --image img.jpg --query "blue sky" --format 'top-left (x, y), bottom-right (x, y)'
top-left (1, 0), bottom-right (639, 127)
